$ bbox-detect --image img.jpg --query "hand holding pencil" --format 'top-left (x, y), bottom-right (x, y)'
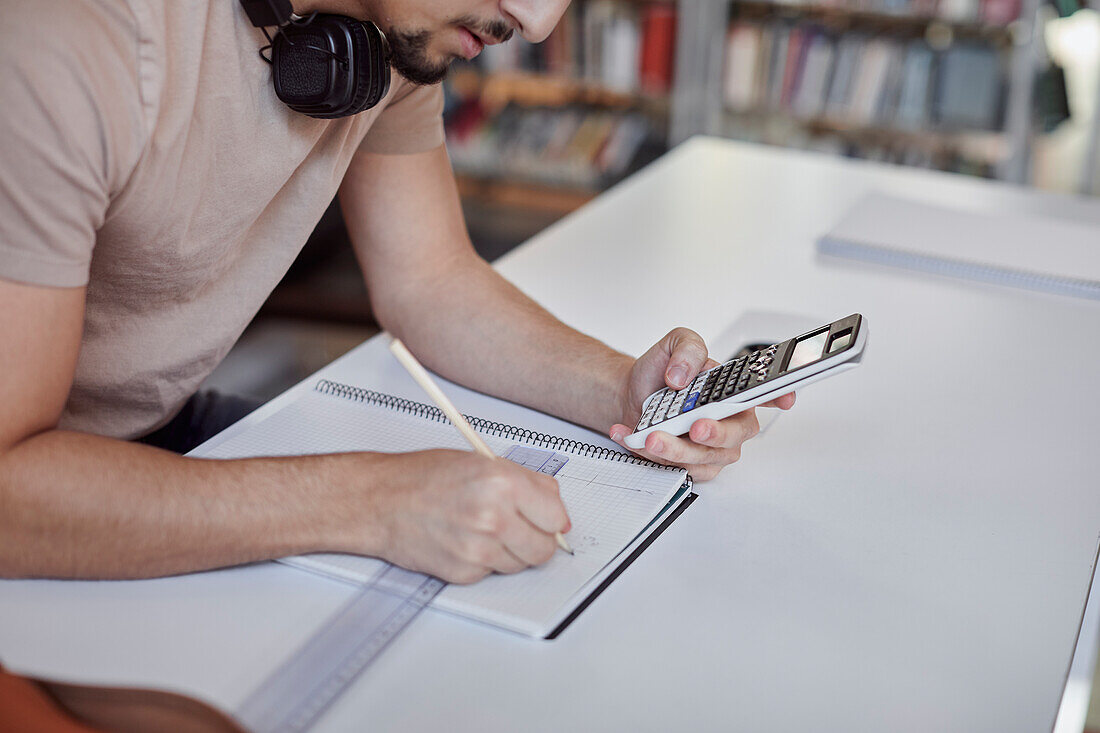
top-left (388, 337), bottom-right (574, 556)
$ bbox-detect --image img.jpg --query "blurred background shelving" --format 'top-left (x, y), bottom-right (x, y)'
top-left (443, 0), bottom-right (679, 217)
top-left (448, 0), bottom-right (1098, 238)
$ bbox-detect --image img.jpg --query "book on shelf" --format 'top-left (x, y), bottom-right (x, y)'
top-left (639, 3), bottom-right (677, 95)
top-left (894, 41), bottom-right (934, 129)
top-left (734, 0), bottom-right (1018, 24)
top-left (934, 42), bottom-right (1002, 130)
top-left (721, 19), bottom-right (1005, 132)
top-left (792, 32), bottom-right (832, 118)
top-left (445, 103), bottom-right (658, 190)
top-left (980, 0), bottom-right (1021, 24)
top-left (723, 23), bottom-right (760, 111)
top-left (472, 0), bottom-right (677, 96)
top-left (937, 0), bottom-right (981, 23)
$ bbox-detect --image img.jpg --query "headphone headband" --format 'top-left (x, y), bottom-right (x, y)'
top-left (240, 0), bottom-right (294, 27)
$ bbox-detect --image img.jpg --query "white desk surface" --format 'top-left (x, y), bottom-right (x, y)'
top-left (3, 138), bottom-right (1100, 732)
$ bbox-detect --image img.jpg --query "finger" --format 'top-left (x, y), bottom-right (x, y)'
top-left (609, 418), bottom-right (737, 481)
top-left (512, 472), bottom-right (571, 535)
top-left (610, 424), bottom-right (715, 467)
top-left (687, 410), bottom-right (760, 449)
top-left (662, 327), bottom-right (710, 390)
top-left (613, 410), bottom-right (758, 466)
top-left (458, 534), bottom-right (526, 576)
top-left (488, 545), bottom-right (530, 575)
top-left (643, 430), bottom-right (740, 468)
top-left (759, 391), bottom-right (796, 410)
top-left (703, 358), bottom-right (721, 370)
top-left (684, 463), bottom-right (723, 481)
top-left (610, 424), bottom-right (638, 448)
top-left (498, 512), bottom-right (558, 567)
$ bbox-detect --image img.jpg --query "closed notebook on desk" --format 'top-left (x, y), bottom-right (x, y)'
top-left (817, 192), bottom-right (1100, 301)
top-left (192, 380), bottom-right (693, 638)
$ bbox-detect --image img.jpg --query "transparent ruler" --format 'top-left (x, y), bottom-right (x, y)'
top-left (235, 564), bottom-right (445, 733)
top-left (235, 447), bottom-right (570, 732)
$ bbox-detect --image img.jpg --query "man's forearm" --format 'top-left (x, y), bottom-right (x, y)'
top-left (0, 430), bottom-right (387, 579)
top-left (375, 254), bottom-right (633, 434)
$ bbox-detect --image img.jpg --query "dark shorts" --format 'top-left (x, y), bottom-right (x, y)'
top-left (136, 390), bottom-right (264, 455)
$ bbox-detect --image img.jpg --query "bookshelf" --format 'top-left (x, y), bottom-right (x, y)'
top-left (443, 0), bottom-right (678, 213)
top-left (440, 0), bottom-right (1056, 223)
top-left (670, 0), bottom-right (1043, 182)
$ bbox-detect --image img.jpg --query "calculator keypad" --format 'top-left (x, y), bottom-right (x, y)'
top-left (635, 346), bottom-right (785, 432)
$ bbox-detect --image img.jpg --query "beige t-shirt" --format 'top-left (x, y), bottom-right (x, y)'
top-left (0, 0), bottom-right (444, 439)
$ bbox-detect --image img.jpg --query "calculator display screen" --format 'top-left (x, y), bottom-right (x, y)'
top-left (786, 330), bottom-right (829, 371)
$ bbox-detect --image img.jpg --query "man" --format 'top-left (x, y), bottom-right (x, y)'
top-left (0, 0), bottom-right (793, 584)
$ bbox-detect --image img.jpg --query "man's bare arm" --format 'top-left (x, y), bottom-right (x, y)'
top-left (341, 145), bottom-right (635, 434)
top-left (341, 146), bottom-right (794, 479)
top-left (0, 279), bottom-right (566, 580)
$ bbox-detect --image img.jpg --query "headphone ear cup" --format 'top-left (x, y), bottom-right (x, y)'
top-left (344, 20), bottom-right (391, 115)
top-left (271, 15), bottom-right (391, 118)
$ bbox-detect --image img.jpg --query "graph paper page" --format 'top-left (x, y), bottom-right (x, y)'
top-left (198, 384), bottom-right (688, 636)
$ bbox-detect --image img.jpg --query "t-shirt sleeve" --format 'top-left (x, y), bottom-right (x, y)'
top-left (358, 79), bottom-right (445, 155)
top-left (0, 0), bottom-right (144, 288)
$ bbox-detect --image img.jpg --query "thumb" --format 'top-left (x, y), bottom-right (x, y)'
top-left (660, 328), bottom-right (709, 389)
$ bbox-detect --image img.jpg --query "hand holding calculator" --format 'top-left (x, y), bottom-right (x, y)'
top-left (623, 314), bottom-right (867, 450)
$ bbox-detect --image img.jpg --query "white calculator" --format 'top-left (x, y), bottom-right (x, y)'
top-left (624, 314), bottom-right (867, 449)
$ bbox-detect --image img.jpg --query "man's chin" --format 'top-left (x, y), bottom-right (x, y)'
top-left (389, 48), bottom-right (451, 86)
top-left (393, 64), bottom-right (450, 86)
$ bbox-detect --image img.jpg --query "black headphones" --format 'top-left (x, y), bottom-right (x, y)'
top-left (239, 0), bottom-right (391, 118)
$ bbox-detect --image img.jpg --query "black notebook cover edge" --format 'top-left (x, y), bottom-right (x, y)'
top-left (545, 491), bottom-right (699, 640)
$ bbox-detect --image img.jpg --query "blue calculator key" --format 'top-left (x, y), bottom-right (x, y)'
top-left (681, 394), bottom-right (699, 412)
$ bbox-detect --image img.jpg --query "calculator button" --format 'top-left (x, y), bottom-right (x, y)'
top-left (681, 394), bottom-right (699, 412)
top-left (656, 396), bottom-right (677, 420)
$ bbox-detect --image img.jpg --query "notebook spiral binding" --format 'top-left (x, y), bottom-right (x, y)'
top-left (818, 238), bottom-right (1100, 301)
top-left (314, 379), bottom-right (684, 472)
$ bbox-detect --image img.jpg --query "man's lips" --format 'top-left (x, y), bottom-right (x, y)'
top-left (458, 26), bottom-right (484, 59)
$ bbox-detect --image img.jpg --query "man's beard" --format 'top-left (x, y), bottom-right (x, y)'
top-left (387, 28), bottom-right (449, 86)
top-left (386, 18), bottom-right (514, 87)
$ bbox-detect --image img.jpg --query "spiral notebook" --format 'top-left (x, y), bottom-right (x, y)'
top-left (193, 379), bottom-right (694, 638)
top-left (817, 192), bottom-right (1100, 301)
